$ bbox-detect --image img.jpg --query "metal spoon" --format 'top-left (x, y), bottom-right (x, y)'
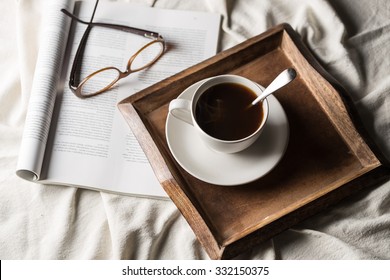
top-left (251, 68), bottom-right (297, 106)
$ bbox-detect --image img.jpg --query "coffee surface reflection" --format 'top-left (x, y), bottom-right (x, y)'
top-left (195, 82), bottom-right (264, 141)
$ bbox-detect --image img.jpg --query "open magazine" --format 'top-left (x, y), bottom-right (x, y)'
top-left (16, 0), bottom-right (221, 198)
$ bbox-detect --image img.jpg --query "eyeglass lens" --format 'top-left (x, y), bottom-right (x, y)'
top-left (130, 40), bottom-right (164, 71)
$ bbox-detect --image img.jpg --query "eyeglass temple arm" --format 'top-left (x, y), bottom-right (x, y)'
top-left (68, 25), bottom-right (92, 90)
top-left (61, 9), bottom-right (162, 40)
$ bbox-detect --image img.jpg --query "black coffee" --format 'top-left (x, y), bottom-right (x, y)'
top-left (195, 82), bottom-right (264, 141)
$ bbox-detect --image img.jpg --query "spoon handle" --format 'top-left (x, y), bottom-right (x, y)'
top-left (252, 68), bottom-right (297, 105)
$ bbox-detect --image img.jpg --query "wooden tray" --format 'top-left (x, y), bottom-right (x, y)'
top-left (118, 23), bottom-right (389, 259)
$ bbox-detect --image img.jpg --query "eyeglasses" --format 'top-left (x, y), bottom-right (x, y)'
top-left (61, 0), bottom-right (165, 98)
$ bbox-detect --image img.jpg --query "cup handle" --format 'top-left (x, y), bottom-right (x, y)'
top-left (168, 99), bottom-right (193, 125)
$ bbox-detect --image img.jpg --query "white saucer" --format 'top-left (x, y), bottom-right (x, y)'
top-left (166, 80), bottom-right (289, 186)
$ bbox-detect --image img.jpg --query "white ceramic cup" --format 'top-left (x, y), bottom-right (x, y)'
top-left (168, 75), bottom-right (269, 153)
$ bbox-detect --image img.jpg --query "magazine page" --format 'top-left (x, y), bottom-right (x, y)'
top-left (40, 1), bottom-right (221, 197)
top-left (16, 0), bottom-right (75, 181)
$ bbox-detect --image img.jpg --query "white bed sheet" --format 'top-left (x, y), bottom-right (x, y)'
top-left (0, 0), bottom-right (389, 259)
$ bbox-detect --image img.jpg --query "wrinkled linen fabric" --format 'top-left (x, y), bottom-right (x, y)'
top-left (0, 0), bottom-right (389, 259)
